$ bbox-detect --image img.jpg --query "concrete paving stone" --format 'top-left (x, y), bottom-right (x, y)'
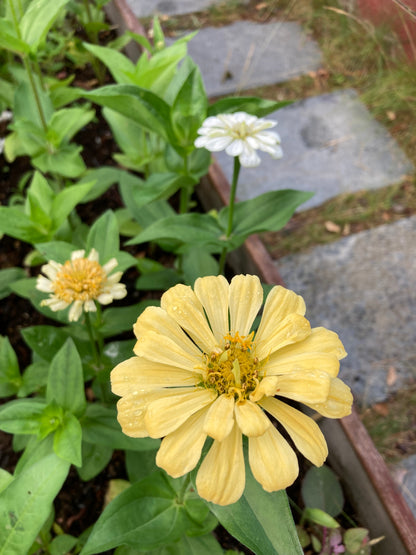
top-left (215, 89), bottom-right (414, 210)
top-left (127, 0), bottom-right (229, 17)
top-left (168, 21), bottom-right (323, 97)
top-left (274, 216), bottom-right (416, 407)
top-left (391, 455), bottom-right (416, 518)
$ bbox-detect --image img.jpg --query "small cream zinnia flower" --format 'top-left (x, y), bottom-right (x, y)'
top-left (194, 112), bottom-right (283, 167)
top-left (37, 249), bottom-right (127, 322)
top-left (111, 275), bottom-right (352, 506)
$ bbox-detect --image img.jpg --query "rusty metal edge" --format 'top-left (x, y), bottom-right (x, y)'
top-left (104, 1), bottom-right (416, 553)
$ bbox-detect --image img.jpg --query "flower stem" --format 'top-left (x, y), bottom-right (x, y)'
top-left (218, 156), bottom-right (241, 275)
top-left (176, 474), bottom-right (192, 505)
top-left (179, 155), bottom-right (190, 214)
top-left (85, 311), bottom-right (100, 367)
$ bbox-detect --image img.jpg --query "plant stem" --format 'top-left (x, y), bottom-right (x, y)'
top-left (179, 154), bottom-right (190, 214)
top-left (8, 0), bottom-right (49, 132)
top-left (218, 156), bottom-right (241, 275)
top-left (85, 311), bottom-right (100, 367)
top-left (176, 474), bottom-right (192, 505)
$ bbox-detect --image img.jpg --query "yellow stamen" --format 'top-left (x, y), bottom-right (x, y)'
top-left (52, 258), bottom-right (106, 303)
top-left (203, 332), bottom-right (262, 400)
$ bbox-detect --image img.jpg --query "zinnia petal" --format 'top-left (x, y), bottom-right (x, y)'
top-left (161, 284), bottom-right (218, 353)
top-left (229, 274), bottom-right (263, 337)
top-left (196, 422), bottom-right (245, 506)
top-left (156, 408), bottom-right (208, 477)
top-left (111, 356), bottom-right (200, 396)
top-left (276, 370), bottom-right (331, 405)
top-left (203, 393), bottom-right (234, 441)
top-left (145, 388), bottom-right (216, 438)
top-left (276, 327), bottom-right (347, 361)
top-left (134, 306), bottom-right (202, 359)
top-left (249, 425), bottom-right (299, 492)
top-left (305, 377), bottom-right (353, 418)
top-left (255, 313), bottom-right (311, 361)
top-left (234, 400), bottom-right (270, 437)
top-left (134, 331), bottom-right (200, 372)
top-left (261, 397), bottom-right (328, 467)
top-left (194, 275), bottom-right (229, 341)
top-left (265, 351), bottom-right (340, 378)
top-left (255, 286), bottom-right (306, 346)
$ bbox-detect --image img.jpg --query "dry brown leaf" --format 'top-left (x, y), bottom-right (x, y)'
top-left (256, 2), bottom-right (268, 9)
top-left (342, 223), bottom-right (351, 236)
top-left (387, 365), bottom-right (398, 386)
top-left (373, 402), bottom-right (389, 416)
top-left (386, 110), bottom-right (396, 121)
top-left (324, 220), bottom-right (341, 233)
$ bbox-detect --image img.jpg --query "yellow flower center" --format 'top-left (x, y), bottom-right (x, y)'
top-left (232, 121), bottom-right (249, 140)
top-left (203, 332), bottom-right (261, 401)
top-left (52, 258), bottom-right (106, 303)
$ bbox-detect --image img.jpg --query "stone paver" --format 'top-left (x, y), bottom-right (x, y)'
top-left (169, 21), bottom-right (322, 97)
top-left (216, 89), bottom-right (413, 210)
top-left (127, 0), bottom-right (226, 17)
top-left (274, 216), bottom-right (416, 407)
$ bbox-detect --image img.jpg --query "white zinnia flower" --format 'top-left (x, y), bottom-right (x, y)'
top-left (194, 111), bottom-right (283, 168)
top-left (37, 249), bottom-right (127, 322)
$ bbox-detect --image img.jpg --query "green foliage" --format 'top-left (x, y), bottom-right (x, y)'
top-left (0, 453), bottom-right (70, 555)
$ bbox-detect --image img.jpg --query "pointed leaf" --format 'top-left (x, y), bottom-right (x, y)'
top-left (0, 453), bottom-right (70, 555)
top-left (86, 210), bottom-right (119, 263)
top-left (20, 0), bottom-right (70, 50)
top-left (53, 412), bottom-right (83, 466)
top-left (0, 337), bottom-right (21, 397)
top-left (208, 97), bottom-right (292, 117)
top-left (47, 338), bottom-right (86, 417)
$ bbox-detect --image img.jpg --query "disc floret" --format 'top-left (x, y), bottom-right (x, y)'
top-left (203, 332), bottom-right (261, 401)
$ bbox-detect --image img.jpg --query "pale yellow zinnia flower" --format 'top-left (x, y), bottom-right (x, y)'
top-left (111, 275), bottom-right (352, 506)
top-left (37, 248), bottom-right (127, 322)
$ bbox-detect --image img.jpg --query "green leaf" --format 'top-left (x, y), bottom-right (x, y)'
top-left (301, 465), bottom-right (344, 517)
top-left (219, 189), bottom-right (314, 236)
top-left (208, 97), bottom-right (292, 118)
top-left (99, 301), bottom-right (157, 338)
top-left (136, 269), bottom-right (181, 291)
top-left (35, 241), bottom-right (78, 264)
top-left (0, 337), bottom-right (21, 397)
top-left (78, 167), bottom-right (125, 203)
top-left (52, 182), bottom-right (95, 229)
top-left (22, 326), bottom-right (71, 362)
top-left (125, 450), bottom-right (158, 483)
top-left (0, 453), bottom-right (70, 555)
top-left (80, 472), bottom-right (188, 554)
top-left (47, 338), bottom-right (86, 417)
top-left (170, 57), bottom-right (207, 147)
top-left (127, 213), bottom-right (225, 252)
top-left (0, 470), bottom-right (13, 495)
top-left (209, 465), bottom-right (303, 555)
top-left (83, 42), bottom-right (136, 84)
top-left (20, 0), bottom-right (70, 50)
top-left (181, 247), bottom-right (219, 285)
top-left (120, 172), bottom-right (194, 211)
top-left (83, 84), bottom-right (174, 143)
top-left (0, 268), bottom-right (26, 300)
top-left (81, 404), bottom-right (160, 452)
top-left (49, 534), bottom-right (78, 555)
top-left (0, 19), bottom-right (30, 54)
top-left (86, 210), bottom-right (119, 262)
top-left (102, 339), bottom-right (136, 367)
top-left (33, 144), bottom-right (86, 178)
top-left (48, 106), bottom-right (95, 144)
top-left (0, 399), bottom-right (45, 435)
top-left (78, 442), bottom-right (113, 481)
top-left (303, 508), bottom-right (339, 529)
top-left (344, 528), bottom-right (370, 554)
top-left (0, 206), bottom-right (49, 243)
top-left (53, 412), bottom-right (83, 466)
top-left (25, 172), bottom-right (54, 230)
top-left (18, 361), bottom-right (49, 397)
